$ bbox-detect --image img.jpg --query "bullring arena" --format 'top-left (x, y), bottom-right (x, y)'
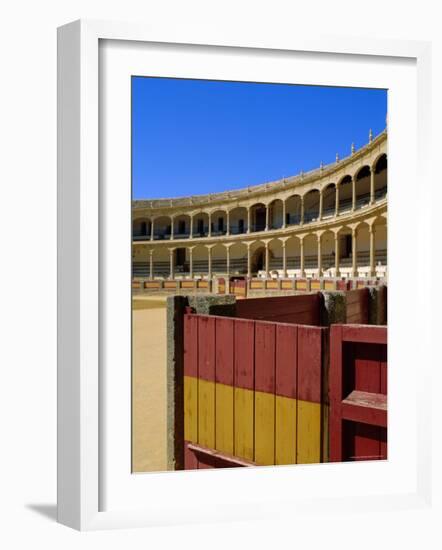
top-left (131, 129), bottom-right (388, 473)
top-left (132, 129), bottom-right (387, 293)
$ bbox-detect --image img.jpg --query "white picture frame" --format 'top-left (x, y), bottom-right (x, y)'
top-left (57, 19), bottom-right (433, 531)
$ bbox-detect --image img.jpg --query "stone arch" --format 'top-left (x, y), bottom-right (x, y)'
top-left (285, 194), bottom-right (302, 226)
top-left (338, 175), bottom-right (353, 213)
top-left (322, 183), bottom-right (336, 218)
top-left (192, 211), bottom-right (209, 237)
top-left (153, 216), bottom-right (172, 240)
top-left (355, 165), bottom-right (371, 208)
top-left (133, 217), bottom-right (151, 238)
top-left (173, 213), bottom-right (191, 238)
top-left (373, 153), bottom-right (387, 199)
top-left (210, 209), bottom-right (228, 236)
top-left (268, 198), bottom-right (284, 229)
top-left (229, 241), bottom-right (248, 274)
top-left (303, 189), bottom-right (320, 223)
top-left (229, 206), bottom-right (248, 235)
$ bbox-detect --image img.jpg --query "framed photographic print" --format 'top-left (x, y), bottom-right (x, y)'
top-left (57, 19), bottom-right (433, 530)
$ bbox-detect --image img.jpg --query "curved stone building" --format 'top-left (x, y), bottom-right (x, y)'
top-left (132, 130), bottom-right (387, 285)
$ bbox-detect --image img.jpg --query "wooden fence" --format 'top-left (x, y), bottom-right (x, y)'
top-left (184, 313), bottom-right (327, 469)
top-left (236, 293), bottom-right (321, 326)
top-left (329, 324), bottom-right (387, 462)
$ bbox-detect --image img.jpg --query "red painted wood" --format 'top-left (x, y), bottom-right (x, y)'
top-left (329, 324), bottom-right (388, 462)
top-left (184, 440), bottom-right (199, 470)
top-left (234, 318), bottom-right (255, 390)
top-left (297, 325), bottom-right (323, 403)
top-left (349, 422), bottom-right (382, 461)
top-left (380, 344), bottom-right (388, 395)
top-left (187, 443), bottom-right (256, 467)
top-left (215, 317), bottom-right (234, 386)
top-left (255, 321), bottom-right (276, 393)
top-left (236, 294), bottom-right (320, 326)
top-left (198, 316), bottom-right (216, 382)
top-left (275, 324), bottom-right (297, 399)
top-left (346, 288), bottom-right (369, 324)
top-left (353, 343), bottom-right (382, 394)
top-left (184, 314), bottom-right (198, 377)
top-left (342, 325), bottom-right (387, 345)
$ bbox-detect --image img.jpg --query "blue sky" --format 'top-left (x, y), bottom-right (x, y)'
top-left (132, 77), bottom-right (387, 199)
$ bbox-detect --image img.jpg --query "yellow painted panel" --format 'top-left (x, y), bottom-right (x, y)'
top-left (275, 395), bottom-right (297, 465)
top-left (297, 400), bottom-right (322, 464)
top-left (234, 387), bottom-right (254, 461)
top-left (281, 281), bottom-right (292, 289)
top-left (255, 391), bottom-right (275, 466)
top-left (296, 281), bottom-right (307, 290)
top-left (266, 281), bottom-right (278, 289)
top-left (215, 383), bottom-right (234, 455)
top-left (311, 281), bottom-right (320, 290)
top-left (184, 375), bottom-right (198, 443)
top-left (324, 281), bottom-right (334, 290)
top-left (198, 379), bottom-right (215, 448)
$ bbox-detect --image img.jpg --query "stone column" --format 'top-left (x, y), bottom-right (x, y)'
top-left (247, 244), bottom-right (252, 278)
top-left (149, 249), bottom-right (154, 279)
top-left (189, 216), bottom-right (194, 239)
top-left (150, 218), bottom-right (155, 241)
top-left (334, 233), bottom-right (340, 277)
top-left (351, 176), bottom-right (356, 211)
top-left (335, 184), bottom-right (340, 217)
top-left (265, 205), bottom-right (269, 231)
top-left (226, 245), bottom-right (230, 276)
top-left (369, 226), bottom-right (376, 277)
top-left (265, 243), bottom-right (270, 277)
top-left (282, 200), bottom-right (287, 229)
top-left (282, 242), bottom-right (287, 278)
top-left (247, 207), bottom-right (251, 233)
top-left (319, 190), bottom-right (323, 221)
top-left (370, 167), bottom-right (375, 205)
top-left (300, 197), bottom-right (305, 225)
top-left (300, 238), bottom-right (305, 277)
top-left (226, 210), bottom-right (230, 236)
top-left (169, 248), bottom-right (175, 279)
top-left (207, 246), bottom-right (212, 281)
top-left (208, 213), bottom-right (212, 237)
top-left (170, 217), bottom-right (174, 240)
top-left (352, 227), bottom-right (358, 278)
top-left (317, 234), bottom-right (323, 277)
top-left (189, 247), bottom-right (194, 279)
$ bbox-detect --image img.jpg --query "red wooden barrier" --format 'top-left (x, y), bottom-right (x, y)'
top-left (345, 288), bottom-right (369, 324)
top-left (235, 293), bottom-right (321, 326)
top-left (329, 324), bottom-right (387, 462)
top-left (183, 312), bottom-right (327, 469)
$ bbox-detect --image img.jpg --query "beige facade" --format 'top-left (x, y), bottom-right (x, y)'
top-left (132, 131), bottom-right (387, 281)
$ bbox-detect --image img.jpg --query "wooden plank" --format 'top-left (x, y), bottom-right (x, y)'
top-left (197, 316), bottom-right (215, 448)
top-left (329, 325), bottom-right (343, 461)
top-left (236, 294), bottom-right (320, 326)
top-left (234, 388), bottom-right (254, 461)
top-left (216, 383), bottom-right (234, 455)
top-left (297, 400), bottom-right (322, 464)
top-left (184, 375), bottom-right (198, 443)
top-left (234, 319), bottom-right (255, 460)
top-left (234, 319), bottom-right (255, 390)
top-left (297, 325), bottom-right (323, 404)
top-left (184, 440), bottom-right (199, 470)
top-left (255, 322), bottom-right (276, 393)
top-left (215, 317), bottom-right (234, 454)
top-left (187, 443), bottom-right (256, 467)
top-left (198, 379), bottom-right (215, 449)
top-left (341, 325), bottom-right (387, 345)
top-left (255, 390), bottom-right (275, 465)
top-left (275, 324), bottom-right (297, 399)
top-left (275, 395), bottom-right (297, 465)
top-left (348, 422), bottom-right (382, 461)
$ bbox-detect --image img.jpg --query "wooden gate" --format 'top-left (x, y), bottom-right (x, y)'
top-left (329, 324), bottom-right (387, 462)
top-left (184, 312), bottom-right (327, 469)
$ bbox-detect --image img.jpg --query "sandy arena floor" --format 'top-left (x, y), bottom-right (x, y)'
top-left (132, 295), bottom-right (168, 473)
